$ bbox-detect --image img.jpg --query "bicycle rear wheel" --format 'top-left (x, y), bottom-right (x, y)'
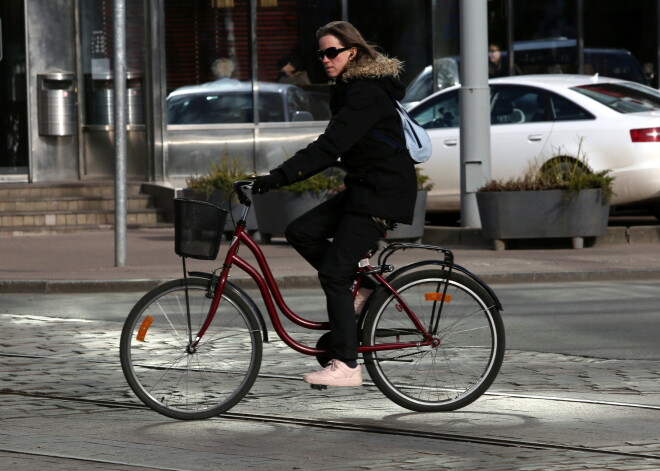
top-left (362, 269), bottom-right (504, 412)
top-left (120, 278), bottom-right (263, 420)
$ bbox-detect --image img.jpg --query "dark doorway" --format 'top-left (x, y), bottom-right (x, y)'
top-left (0, 0), bottom-right (28, 179)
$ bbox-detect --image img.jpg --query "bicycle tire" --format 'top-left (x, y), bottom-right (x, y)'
top-left (120, 278), bottom-right (263, 420)
top-left (362, 269), bottom-right (504, 412)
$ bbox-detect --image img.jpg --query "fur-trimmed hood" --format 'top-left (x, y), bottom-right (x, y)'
top-left (276, 53), bottom-right (416, 225)
top-left (341, 53), bottom-right (403, 82)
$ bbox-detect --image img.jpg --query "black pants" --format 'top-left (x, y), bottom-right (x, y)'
top-left (285, 192), bottom-right (384, 362)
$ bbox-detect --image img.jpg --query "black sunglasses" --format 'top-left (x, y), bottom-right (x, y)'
top-left (317, 46), bottom-right (351, 61)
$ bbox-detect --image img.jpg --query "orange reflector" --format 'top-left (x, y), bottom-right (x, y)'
top-left (136, 316), bottom-right (154, 342)
top-left (425, 292), bottom-right (451, 303)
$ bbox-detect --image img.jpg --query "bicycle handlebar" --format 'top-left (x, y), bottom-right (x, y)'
top-left (234, 180), bottom-right (255, 205)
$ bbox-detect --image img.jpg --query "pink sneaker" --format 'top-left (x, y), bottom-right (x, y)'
top-left (303, 359), bottom-right (363, 387)
top-left (354, 287), bottom-right (373, 315)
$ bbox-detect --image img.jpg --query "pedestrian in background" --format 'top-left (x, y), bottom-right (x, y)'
top-left (488, 43), bottom-right (520, 77)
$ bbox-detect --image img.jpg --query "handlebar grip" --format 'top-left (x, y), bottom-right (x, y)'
top-left (234, 180), bottom-right (254, 205)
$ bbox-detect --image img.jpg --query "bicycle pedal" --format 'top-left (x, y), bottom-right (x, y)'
top-left (310, 384), bottom-right (328, 390)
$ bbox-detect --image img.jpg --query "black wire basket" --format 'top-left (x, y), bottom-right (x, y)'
top-left (174, 198), bottom-right (228, 260)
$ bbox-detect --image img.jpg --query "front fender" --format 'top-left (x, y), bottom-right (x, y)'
top-left (188, 271), bottom-right (269, 343)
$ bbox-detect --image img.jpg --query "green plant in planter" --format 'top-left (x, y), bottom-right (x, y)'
top-left (279, 169), bottom-right (344, 195)
top-left (186, 154), bottom-right (250, 200)
top-left (252, 169), bottom-right (343, 242)
top-left (478, 141), bottom-right (614, 202)
top-left (280, 167), bottom-right (431, 193)
top-left (416, 167), bottom-right (434, 191)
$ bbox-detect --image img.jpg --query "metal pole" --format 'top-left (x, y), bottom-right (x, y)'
top-left (145, 0), bottom-right (168, 181)
top-left (577, 0), bottom-right (584, 74)
top-left (459, 0), bottom-right (491, 228)
top-left (657, 0), bottom-right (660, 88)
top-left (249, 0), bottom-right (259, 171)
top-left (506, 0), bottom-right (514, 75)
top-left (113, 0), bottom-right (127, 266)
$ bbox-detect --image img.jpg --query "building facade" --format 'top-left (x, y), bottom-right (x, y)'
top-left (0, 0), bottom-right (657, 185)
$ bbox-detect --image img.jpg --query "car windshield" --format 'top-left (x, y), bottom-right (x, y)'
top-left (572, 83), bottom-right (660, 113)
top-left (167, 92), bottom-right (284, 124)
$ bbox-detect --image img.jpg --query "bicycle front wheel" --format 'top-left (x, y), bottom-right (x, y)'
top-left (362, 269), bottom-right (504, 412)
top-left (120, 278), bottom-right (263, 420)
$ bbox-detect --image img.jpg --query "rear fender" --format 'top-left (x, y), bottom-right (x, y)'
top-left (387, 260), bottom-right (503, 311)
top-left (359, 260), bottom-right (503, 327)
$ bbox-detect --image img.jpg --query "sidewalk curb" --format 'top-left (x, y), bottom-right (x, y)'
top-left (421, 225), bottom-right (660, 247)
top-left (2, 269), bottom-right (659, 293)
top-left (0, 275), bottom-right (324, 294)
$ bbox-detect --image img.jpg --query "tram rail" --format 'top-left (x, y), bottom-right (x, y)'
top-left (2, 388), bottom-right (659, 462)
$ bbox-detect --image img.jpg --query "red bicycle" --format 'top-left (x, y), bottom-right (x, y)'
top-left (120, 181), bottom-right (505, 420)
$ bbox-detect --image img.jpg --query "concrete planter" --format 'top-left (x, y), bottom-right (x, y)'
top-left (476, 189), bottom-right (610, 250)
top-left (385, 190), bottom-right (428, 242)
top-left (252, 191), bottom-right (329, 243)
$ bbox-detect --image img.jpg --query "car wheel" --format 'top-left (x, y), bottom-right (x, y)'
top-left (540, 157), bottom-right (590, 183)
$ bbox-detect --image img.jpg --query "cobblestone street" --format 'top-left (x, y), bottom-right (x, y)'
top-left (2, 312), bottom-right (659, 470)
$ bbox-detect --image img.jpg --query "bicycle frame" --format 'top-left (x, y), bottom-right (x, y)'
top-left (188, 185), bottom-right (437, 356)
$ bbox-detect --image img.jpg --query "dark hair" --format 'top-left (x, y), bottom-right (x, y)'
top-left (316, 21), bottom-right (378, 60)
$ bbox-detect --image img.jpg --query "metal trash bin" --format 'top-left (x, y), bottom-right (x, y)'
top-left (127, 72), bottom-right (144, 125)
top-left (37, 71), bottom-right (77, 136)
top-left (86, 71), bottom-right (144, 125)
top-left (87, 72), bottom-right (113, 125)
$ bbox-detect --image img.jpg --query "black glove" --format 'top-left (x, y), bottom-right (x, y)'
top-left (252, 170), bottom-right (287, 195)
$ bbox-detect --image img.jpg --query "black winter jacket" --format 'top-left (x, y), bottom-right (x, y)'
top-left (275, 54), bottom-right (418, 224)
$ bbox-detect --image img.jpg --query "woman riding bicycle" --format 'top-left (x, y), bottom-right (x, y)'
top-left (252, 21), bottom-right (417, 387)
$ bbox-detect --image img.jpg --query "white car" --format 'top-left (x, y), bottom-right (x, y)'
top-left (408, 74), bottom-right (660, 217)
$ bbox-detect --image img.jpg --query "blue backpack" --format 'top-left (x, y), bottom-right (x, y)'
top-left (370, 98), bottom-right (432, 164)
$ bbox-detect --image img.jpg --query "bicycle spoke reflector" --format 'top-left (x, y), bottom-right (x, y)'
top-left (424, 292), bottom-right (452, 303)
top-left (136, 316), bottom-right (154, 342)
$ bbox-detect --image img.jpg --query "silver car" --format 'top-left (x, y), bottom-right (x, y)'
top-left (165, 80), bottom-right (330, 184)
top-left (167, 79), bottom-right (330, 124)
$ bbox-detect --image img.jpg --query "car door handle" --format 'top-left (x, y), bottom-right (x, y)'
top-left (444, 138), bottom-right (458, 146)
top-left (528, 134), bottom-right (544, 142)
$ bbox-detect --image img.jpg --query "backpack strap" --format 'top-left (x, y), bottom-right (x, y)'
top-left (368, 95), bottom-right (406, 152)
top-left (369, 128), bottom-right (406, 153)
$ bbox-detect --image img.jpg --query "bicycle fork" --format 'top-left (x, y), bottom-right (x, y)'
top-left (184, 237), bottom-right (239, 353)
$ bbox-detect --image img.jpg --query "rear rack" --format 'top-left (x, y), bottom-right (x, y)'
top-left (377, 242), bottom-right (454, 267)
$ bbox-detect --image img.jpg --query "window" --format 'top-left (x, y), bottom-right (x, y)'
top-left (490, 86), bottom-right (549, 124)
top-left (409, 90), bottom-right (459, 129)
top-left (573, 83), bottom-right (660, 114)
top-left (411, 85), bottom-right (563, 129)
top-left (168, 93), bottom-right (250, 124)
top-left (548, 93), bottom-right (594, 121)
